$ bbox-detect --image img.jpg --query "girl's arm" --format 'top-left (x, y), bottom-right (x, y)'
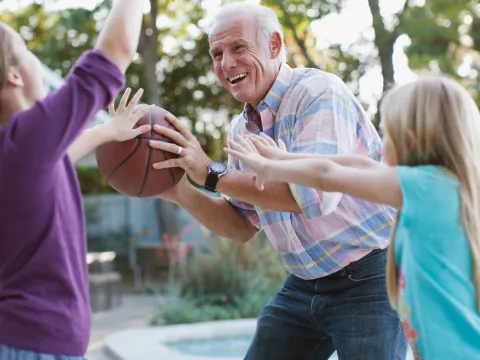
top-left (241, 134), bottom-right (385, 169)
top-left (264, 158), bottom-right (402, 209)
top-left (280, 152), bottom-right (385, 169)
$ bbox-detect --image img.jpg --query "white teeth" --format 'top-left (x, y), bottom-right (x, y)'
top-left (229, 73), bottom-right (247, 83)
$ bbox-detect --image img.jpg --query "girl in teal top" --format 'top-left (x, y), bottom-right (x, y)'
top-left (225, 76), bottom-right (480, 359)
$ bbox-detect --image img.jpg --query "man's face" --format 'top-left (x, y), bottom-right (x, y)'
top-left (209, 16), bottom-right (280, 108)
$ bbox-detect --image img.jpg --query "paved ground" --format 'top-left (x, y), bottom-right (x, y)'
top-left (86, 293), bottom-right (160, 360)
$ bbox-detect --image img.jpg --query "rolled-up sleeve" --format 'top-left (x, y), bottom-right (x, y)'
top-left (288, 87), bottom-right (358, 218)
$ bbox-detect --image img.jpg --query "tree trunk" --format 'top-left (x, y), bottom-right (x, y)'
top-left (378, 40), bottom-right (395, 92)
top-left (138, 0), bottom-right (161, 105)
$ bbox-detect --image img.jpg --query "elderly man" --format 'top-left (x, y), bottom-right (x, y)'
top-left (149, 2), bottom-right (407, 359)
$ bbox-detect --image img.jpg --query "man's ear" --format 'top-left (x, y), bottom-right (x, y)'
top-left (6, 66), bottom-right (24, 87)
top-left (269, 32), bottom-right (282, 59)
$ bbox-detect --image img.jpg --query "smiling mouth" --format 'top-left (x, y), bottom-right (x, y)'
top-left (228, 72), bottom-right (248, 84)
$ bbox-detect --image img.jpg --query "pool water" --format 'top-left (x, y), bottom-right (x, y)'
top-left (167, 335), bottom-right (253, 357)
top-left (167, 336), bottom-right (340, 359)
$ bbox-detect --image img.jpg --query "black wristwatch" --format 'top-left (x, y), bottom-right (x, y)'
top-left (204, 162), bottom-right (228, 192)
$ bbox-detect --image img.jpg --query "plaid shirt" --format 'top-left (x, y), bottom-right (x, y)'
top-left (223, 63), bottom-right (395, 279)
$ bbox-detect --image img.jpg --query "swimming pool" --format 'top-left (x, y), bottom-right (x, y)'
top-left (167, 335), bottom-right (340, 359)
top-left (167, 335), bottom-right (253, 358)
top-left (105, 319), bottom-right (411, 360)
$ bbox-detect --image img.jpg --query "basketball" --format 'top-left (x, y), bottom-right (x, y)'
top-left (95, 106), bottom-right (185, 198)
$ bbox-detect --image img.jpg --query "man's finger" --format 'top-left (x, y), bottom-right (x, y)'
top-left (164, 113), bottom-right (195, 142)
top-left (135, 124), bottom-right (151, 136)
top-left (126, 88), bottom-right (144, 113)
top-left (118, 87), bottom-right (132, 112)
top-left (149, 139), bottom-right (181, 154)
top-left (153, 125), bottom-right (188, 147)
top-left (152, 158), bottom-right (181, 170)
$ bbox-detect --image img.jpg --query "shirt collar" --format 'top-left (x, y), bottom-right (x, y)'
top-left (242, 62), bottom-right (295, 119)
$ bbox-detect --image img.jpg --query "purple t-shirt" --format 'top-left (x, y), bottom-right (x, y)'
top-left (0, 50), bottom-right (124, 356)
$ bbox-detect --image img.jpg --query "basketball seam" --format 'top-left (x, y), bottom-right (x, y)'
top-left (137, 112), bottom-right (155, 197)
top-left (105, 138), bottom-right (141, 181)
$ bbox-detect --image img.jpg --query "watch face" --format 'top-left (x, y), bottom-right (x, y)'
top-left (209, 162), bottom-right (227, 175)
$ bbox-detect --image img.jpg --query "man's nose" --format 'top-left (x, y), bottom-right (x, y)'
top-left (221, 52), bottom-right (236, 70)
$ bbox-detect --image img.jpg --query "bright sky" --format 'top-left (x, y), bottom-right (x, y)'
top-left (0, 0), bottom-right (418, 109)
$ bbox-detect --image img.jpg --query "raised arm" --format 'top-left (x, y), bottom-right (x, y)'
top-left (94, 0), bottom-right (144, 73)
top-left (3, 0), bottom-right (144, 168)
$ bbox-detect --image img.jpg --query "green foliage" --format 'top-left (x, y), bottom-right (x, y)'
top-left (76, 166), bottom-right (115, 194)
top-left (154, 233), bottom-right (287, 325)
top-left (402, 0), bottom-right (480, 104)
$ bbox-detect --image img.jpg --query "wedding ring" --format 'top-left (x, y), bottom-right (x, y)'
top-left (177, 146), bottom-right (183, 155)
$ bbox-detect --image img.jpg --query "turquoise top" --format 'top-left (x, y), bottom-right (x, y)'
top-left (395, 165), bottom-right (480, 359)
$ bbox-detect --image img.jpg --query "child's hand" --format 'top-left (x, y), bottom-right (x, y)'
top-left (102, 88), bottom-right (154, 142)
top-left (245, 133), bottom-right (289, 160)
top-left (224, 136), bottom-right (273, 191)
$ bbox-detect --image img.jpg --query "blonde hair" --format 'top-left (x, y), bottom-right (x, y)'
top-left (381, 76), bottom-right (480, 311)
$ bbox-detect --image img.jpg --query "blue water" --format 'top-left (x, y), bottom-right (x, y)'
top-left (167, 335), bottom-right (253, 357)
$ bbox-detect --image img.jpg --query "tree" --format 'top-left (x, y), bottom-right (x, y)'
top-left (402, 0), bottom-right (480, 104)
top-left (262, 0), bottom-right (365, 95)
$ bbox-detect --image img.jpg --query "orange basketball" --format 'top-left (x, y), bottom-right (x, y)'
top-left (95, 106), bottom-right (184, 197)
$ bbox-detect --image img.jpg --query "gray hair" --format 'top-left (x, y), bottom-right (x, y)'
top-left (212, 1), bottom-right (287, 63)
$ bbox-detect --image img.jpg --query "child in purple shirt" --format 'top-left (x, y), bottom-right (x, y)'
top-left (0, 1), bottom-right (152, 358)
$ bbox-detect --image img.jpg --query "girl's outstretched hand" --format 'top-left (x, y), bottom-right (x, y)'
top-left (244, 133), bottom-right (289, 160)
top-left (224, 136), bottom-right (274, 190)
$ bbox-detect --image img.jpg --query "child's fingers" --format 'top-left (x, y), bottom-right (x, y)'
top-left (228, 138), bottom-right (248, 153)
top-left (118, 87), bottom-right (132, 112)
top-left (108, 103), bottom-right (116, 116)
top-left (133, 104), bottom-right (155, 123)
top-left (126, 88), bottom-right (144, 112)
top-left (259, 132), bottom-right (277, 147)
top-left (238, 136), bottom-right (257, 153)
top-left (134, 124), bottom-right (151, 137)
top-left (224, 147), bottom-right (246, 161)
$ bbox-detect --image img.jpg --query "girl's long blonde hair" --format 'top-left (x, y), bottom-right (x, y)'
top-left (381, 76), bottom-right (480, 311)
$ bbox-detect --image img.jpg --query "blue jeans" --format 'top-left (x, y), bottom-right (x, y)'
top-left (0, 345), bottom-right (85, 360)
top-left (245, 248), bottom-right (407, 360)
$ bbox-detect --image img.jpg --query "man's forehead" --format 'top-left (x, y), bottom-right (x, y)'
top-left (209, 21), bottom-right (255, 50)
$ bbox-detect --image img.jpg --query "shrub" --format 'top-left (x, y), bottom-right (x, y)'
top-left (154, 232), bottom-right (287, 325)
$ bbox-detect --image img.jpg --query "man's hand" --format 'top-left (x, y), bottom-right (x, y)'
top-left (148, 113), bottom-right (213, 186)
top-left (101, 87), bottom-right (154, 142)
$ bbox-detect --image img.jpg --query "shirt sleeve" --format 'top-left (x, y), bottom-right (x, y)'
top-left (221, 117), bottom-right (262, 230)
top-left (1, 50), bottom-right (125, 168)
top-left (288, 87), bottom-right (358, 218)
